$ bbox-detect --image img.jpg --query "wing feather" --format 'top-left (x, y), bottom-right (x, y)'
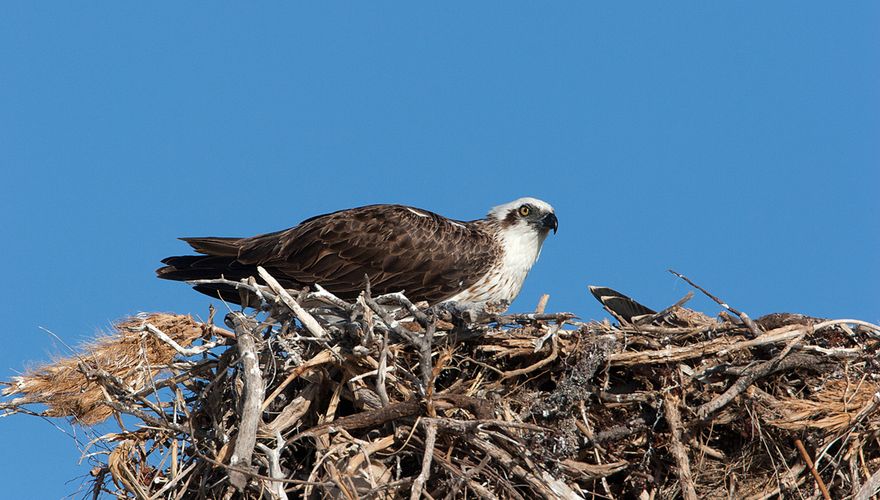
top-left (236, 205), bottom-right (496, 303)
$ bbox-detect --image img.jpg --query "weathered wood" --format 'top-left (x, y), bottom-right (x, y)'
top-left (226, 313), bottom-right (264, 491)
top-left (664, 393), bottom-right (697, 500)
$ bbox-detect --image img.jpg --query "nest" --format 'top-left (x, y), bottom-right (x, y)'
top-left (3, 268), bottom-right (880, 499)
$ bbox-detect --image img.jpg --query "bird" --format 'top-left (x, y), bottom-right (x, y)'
top-left (157, 197), bottom-right (558, 308)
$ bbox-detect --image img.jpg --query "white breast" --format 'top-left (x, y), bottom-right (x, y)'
top-left (444, 223), bottom-right (547, 306)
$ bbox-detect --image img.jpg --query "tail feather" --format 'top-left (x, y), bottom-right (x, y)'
top-left (157, 254), bottom-right (263, 306)
top-left (158, 237), bottom-right (251, 303)
top-left (180, 237), bottom-right (243, 256)
top-left (157, 255), bottom-right (256, 282)
top-left (157, 235), bottom-right (305, 305)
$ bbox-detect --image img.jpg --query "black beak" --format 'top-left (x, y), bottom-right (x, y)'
top-left (541, 213), bottom-right (558, 234)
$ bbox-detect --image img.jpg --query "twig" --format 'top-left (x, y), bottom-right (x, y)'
top-left (187, 277), bottom-right (274, 300)
top-left (535, 294), bottom-right (550, 314)
top-left (311, 283), bottom-right (355, 312)
top-left (422, 417), bottom-right (546, 434)
top-left (855, 466), bottom-right (880, 500)
top-left (261, 348), bottom-right (339, 411)
top-left (669, 270), bottom-right (761, 337)
top-left (362, 294), bottom-right (419, 345)
top-left (290, 400), bottom-right (423, 442)
top-left (147, 462), bottom-right (198, 500)
top-left (347, 366), bottom-right (397, 384)
top-left (376, 330), bottom-right (390, 406)
top-left (608, 323), bottom-right (805, 366)
top-left (696, 329), bottom-right (806, 420)
top-left (493, 312), bottom-right (576, 325)
top-left (81, 365), bottom-right (188, 433)
top-left (256, 431), bottom-right (288, 500)
top-left (442, 454), bottom-right (493, 500)
top-left (420, 321), bottom-right (436, 406)
top-left (472, 437), bottom-right (584, 499)
top-left (257, 266), bottom-right (327, 338)
top-left (410, 421), bottom-right (438, 500)
top-left (795, 439), bottom-right (831, 500)
top-left (226, 312), bottom-right (264, 491)
top-left (664, 393), bottom-right (697, 500)
top-left (375, 292), bottom-right (431, 327)
top-left (499, 335), bottom-right (558, 380)
top-left (812, 318), bottom-right (880, 335)
top-left (143, 323), bottom-right (219, 356)
top-left (636, 292), bottom-right (694, 326)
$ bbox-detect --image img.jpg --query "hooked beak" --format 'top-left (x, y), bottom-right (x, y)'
top-left (541, 213), bottom-right (558, 234)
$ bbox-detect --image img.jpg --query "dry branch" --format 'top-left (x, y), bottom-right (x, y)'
top-left (664, 393), bottom-right (697, 500)
top-left (226, 312), bottom-right (265, 491)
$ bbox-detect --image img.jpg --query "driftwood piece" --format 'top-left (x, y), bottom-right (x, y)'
top-left (855, 466), bottom-right (880, 500)
top-left (664, 392), bottom-right (697, 500)
top-left (410, 421), bottom-right (438, 500)
top-left (258, 266), bottom-right (327, 338)
top-left (226, 312), bottom-right (265, 491)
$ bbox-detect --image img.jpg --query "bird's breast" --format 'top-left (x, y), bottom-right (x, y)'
top-left (444, 226), bottom-right (545, 305)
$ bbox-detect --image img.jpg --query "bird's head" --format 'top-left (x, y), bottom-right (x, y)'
top-left (487, 197), bottom-right (558, 236)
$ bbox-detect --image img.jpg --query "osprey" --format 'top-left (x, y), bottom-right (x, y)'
top-left (157, 197), bottom-right (557, 307)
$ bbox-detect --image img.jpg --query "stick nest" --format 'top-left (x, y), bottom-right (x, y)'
top-left (3, 272), bottom-right (880, 499)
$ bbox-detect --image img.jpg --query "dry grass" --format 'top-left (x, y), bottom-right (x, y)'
top-left (2, 313), bottom-right (209, 424)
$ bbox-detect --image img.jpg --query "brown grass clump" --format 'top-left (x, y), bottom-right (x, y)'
top-left (765, 379), bottom-right (880, 433)
top-left (2, 313), bottom-right (211, 424)
top-left (2, 270), bottom-right (880, 499)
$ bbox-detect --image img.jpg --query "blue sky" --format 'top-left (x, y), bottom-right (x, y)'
top-left (2, 3), bottom-right (878, 497)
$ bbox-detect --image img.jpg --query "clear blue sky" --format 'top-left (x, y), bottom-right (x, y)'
top-left (2, 3), bottom-right (878, 497)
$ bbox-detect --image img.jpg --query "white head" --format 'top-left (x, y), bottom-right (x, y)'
top-left (487, 197), bottom-right (558, 236)
top-left (488, 197), bottom-right (557, 298)
top-left (445, 198), bottom-right (557, 305)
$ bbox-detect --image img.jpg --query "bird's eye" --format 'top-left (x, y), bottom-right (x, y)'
top-left (518, 205), bottom-right (530, 217)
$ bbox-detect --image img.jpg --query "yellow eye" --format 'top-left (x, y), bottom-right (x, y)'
top-left (518, 205), bottom-right (530, 217)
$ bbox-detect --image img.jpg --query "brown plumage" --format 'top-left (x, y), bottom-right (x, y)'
top-left (157, 204), bottom-right (501, 305)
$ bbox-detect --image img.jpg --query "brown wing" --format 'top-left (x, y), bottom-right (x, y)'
top-left (236, 205), bottom-right (497, 303)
